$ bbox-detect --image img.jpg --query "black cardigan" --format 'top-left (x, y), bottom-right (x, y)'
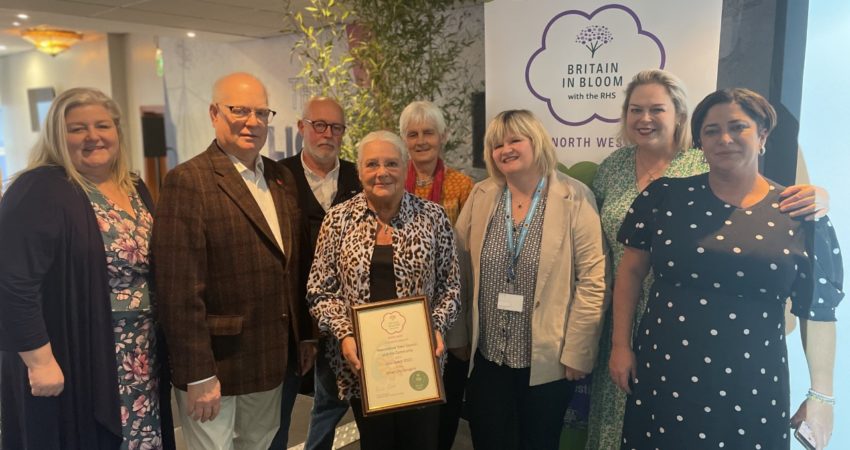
top-left (0, 166), bottom-right (173, 449)
top-left (280, 154), bottom-right (361, 308)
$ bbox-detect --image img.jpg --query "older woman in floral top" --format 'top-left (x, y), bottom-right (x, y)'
top-left (307, 130), bottom-right (460, 450)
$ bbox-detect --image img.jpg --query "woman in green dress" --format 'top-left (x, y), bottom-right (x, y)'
top-left (585, 69), bottom-right (829, 449)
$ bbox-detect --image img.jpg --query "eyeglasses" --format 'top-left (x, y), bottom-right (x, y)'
top-left (303, 118), bottom-right (346, 136)
top-left (218, 104), bottom-right (277, 123)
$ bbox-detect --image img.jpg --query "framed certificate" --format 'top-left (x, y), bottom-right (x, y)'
top-left (351, 296), bottom-right (445, 415)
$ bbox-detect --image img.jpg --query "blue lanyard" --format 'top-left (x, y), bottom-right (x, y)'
top-left (504, 177), bottom-right (546, 284)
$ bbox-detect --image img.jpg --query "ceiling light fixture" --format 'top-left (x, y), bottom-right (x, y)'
top-left (17, 13), bottom-right (29, 20)
top-left (186, 31), bottom-right (196, 38)
top-left (12, 21), bottom-right (21, 26)
top-left (0, 45), bottom-right (7, 51)
top-left (21, 27), bottom-right (83, 56)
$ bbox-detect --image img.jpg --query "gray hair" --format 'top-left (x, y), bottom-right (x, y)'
top-left (356, 130), bottom-right (409, 169)
top-left (302, 96), bottom-right (344, 122)
top-left (398, 100), bottom-right (447, 138)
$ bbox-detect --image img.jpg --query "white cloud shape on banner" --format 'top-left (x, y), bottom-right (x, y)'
top-left (526, 4), bottom-right (666, 126)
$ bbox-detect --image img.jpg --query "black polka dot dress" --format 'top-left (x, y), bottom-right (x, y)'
top-left (617, 174), bottom-right (844, 450)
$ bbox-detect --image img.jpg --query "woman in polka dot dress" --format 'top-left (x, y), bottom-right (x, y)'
top-left (587, 69), bottom-right (829, 450)
top-left (610, 88), bottom-right (843, 449)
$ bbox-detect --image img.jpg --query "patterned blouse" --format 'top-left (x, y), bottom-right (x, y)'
top-left (307, 192), bottom-right (461, 399)
top-left (413, 166), bottom-right (474, 224)
top-left (87, 188), bottom-right (163, 449)
top-left (477, 190), bottom-right (547, 368)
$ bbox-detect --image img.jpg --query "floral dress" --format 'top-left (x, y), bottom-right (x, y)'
top-left (585, 145), bottom-right (707, 450)
top-left (88, 188), bottom-right (163, 450)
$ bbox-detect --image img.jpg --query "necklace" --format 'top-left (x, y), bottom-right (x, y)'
top-left (377, 219), bottom-right (392, 235)
top-left (635, 150), bottom-right (672, 183)
top-left (415, 175), bottom-right (433, 187)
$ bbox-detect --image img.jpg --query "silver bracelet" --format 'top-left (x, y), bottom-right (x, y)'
top-left (807, 388), bottom-right (836, 406)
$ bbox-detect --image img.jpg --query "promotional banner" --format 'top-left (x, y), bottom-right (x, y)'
top-left (485, 0), bottom-right (723, 169)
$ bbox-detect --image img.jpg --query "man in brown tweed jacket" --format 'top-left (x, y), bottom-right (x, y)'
top-left (152, 72), bottom-right (311, 449)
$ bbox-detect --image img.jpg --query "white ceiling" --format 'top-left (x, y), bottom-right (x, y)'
top-left (0, 0), bottom-right (309, 56)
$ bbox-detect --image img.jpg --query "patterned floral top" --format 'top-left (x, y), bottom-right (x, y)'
top-left (307, 192), bottom-right (461, 399)
top-left (413, 166), bottom-right (473, 225)
top-left (585, 145), bottom-right (706, 450)
top-left (88, 188), bottom-right (163, 450)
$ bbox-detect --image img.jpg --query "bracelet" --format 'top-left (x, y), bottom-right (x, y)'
top-left (807, 388), bottom-right (836, 406)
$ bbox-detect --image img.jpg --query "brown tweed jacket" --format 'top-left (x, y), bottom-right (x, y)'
top-left (152, 142), bottom-right (307, 396)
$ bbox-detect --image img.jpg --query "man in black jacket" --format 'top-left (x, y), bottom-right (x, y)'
top-left (270, 96), bottom-right (360, 450)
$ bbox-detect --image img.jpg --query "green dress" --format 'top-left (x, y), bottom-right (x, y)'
top-left (585, 145), bottom-right (706, 450)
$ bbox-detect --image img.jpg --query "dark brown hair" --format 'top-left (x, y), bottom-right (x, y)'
top-left (691, 88), bottom-right (777, 148)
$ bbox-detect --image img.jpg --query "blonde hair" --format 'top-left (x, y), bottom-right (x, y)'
top-left (483, 109), bottom-right (557, 183)
top-left (24, 87), bottom-right (136, 193)
top-left (619, 69), bottom-right (691, 152)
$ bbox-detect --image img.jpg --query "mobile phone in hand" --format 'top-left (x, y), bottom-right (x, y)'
top-left (794, 421), bottom-right (817, 450)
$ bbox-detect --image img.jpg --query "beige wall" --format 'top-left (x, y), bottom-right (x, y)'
top-left (0, 32), bottom-right (166, 181)
top-left (0, 37), bottom-right (112, 176)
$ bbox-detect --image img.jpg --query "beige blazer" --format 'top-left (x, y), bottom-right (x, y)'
top-left (452, 170), bottom-right (608, 385)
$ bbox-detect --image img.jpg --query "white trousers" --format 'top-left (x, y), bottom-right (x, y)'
top-left (174, 383), bottom-right (283, 450)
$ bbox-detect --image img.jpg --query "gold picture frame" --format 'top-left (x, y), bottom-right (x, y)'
top-left (351, 296), bottom-right (446, 415)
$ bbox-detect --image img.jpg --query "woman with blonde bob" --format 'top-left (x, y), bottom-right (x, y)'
top-left (455, 110), bottom-right (607, 449)
top-left (0, 87), bottom-right (172, 449)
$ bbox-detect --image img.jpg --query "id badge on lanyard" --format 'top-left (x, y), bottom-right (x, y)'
top-left (497, 177), bottom-right (545, 313)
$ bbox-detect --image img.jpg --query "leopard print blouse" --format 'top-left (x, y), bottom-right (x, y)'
top-left (307, 192), bottom-right (461, 400)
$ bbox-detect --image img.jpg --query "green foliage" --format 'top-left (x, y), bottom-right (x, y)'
top-left (283, 0), bottom-right (482, 162)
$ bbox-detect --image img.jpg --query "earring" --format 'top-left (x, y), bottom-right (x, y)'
top-left (759, 146), bottom-right (766, 156)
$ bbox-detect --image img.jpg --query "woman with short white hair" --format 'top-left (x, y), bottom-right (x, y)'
top-left (399, 101), bottom-right (473, 225)
top-left (308, 130), bottom-right (461, 450)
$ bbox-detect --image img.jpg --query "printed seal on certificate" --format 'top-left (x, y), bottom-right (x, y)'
top-left (351, 296), bottom-right (446, 415)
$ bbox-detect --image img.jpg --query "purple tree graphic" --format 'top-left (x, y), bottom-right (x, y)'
top-left (575, 25), bottom-right (614, 58)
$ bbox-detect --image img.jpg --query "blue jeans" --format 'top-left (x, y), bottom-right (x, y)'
top-left (304, 339), bottom-right (349, 450)
top-left (268, 364), bottom-right (301, 449)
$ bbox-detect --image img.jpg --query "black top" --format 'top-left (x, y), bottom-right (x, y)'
top-left (0, 166), bottom-right (174, 449)
top-left (617, 173), bottom-right (843, 449)
top-left (369, 244), bottom-right (398, 302)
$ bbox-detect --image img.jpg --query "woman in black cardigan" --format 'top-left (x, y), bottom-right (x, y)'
top-left (0, 87), bottom-right (173, 449)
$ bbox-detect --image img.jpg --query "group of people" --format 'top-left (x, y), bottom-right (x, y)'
top-left (0, 67), bottom-right (842, 450)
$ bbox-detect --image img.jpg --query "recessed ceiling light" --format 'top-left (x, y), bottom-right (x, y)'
top-left (186, 31), bottom-right (196, 38)
top-left (13, 21), bottom-right (21, 26)
top-left (17, 13), bottom-right (29, 20)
